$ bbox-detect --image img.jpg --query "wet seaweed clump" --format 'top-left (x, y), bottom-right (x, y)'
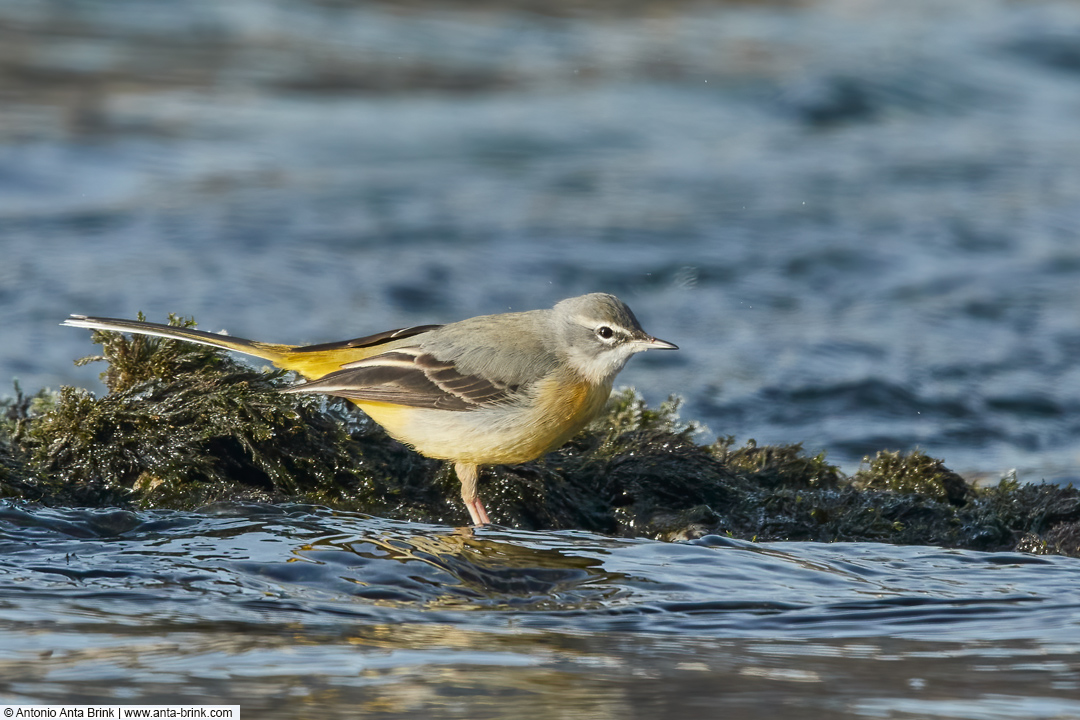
top-left (0, 383), bottom-right (53, 500)
top-left (475, 391), bottom-right (1080, 556)
top-left (7, 316), bottom-right (451, 518)
top-left (4, 313), bottom-right (1080, 556)
top-left (852, 449), bottom-right (972, 505)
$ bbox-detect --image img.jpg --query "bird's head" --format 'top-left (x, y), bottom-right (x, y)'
top-left (552, 293), bottom-right (677, 385)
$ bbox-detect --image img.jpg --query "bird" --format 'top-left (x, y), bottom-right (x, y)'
top-left (62, 293), bottom-right (677, 525)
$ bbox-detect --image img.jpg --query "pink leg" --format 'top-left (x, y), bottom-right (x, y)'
top-left (455, 461), bottom-right (492, 526)
top-left (465, 498), bottom-right (492, 526)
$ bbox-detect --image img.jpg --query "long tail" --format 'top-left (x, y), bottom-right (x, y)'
top-left (62, 315), bottom-right (294, 365)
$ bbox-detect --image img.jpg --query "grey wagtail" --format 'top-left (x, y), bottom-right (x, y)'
top-left (63, 293), bottom-right (677, 525)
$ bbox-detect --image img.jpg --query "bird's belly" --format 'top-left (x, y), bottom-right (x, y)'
top-left (351, 377), bottom-right (612, 466)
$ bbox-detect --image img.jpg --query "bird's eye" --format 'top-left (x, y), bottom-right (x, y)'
top-left (596, 325), bottom-right (614, 340)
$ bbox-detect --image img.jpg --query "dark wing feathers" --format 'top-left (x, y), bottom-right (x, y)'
top-left (414, 354), bottom-right (517, 405)
top-left (290, 325), bottom-right (443, 354)
top-left (282, 347), bottom-right (518, 411)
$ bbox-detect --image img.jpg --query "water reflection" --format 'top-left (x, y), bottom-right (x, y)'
top-left (3, 503), bottom-right (1080, 715)
top-left (5, 620), bottom-right (1080, 719)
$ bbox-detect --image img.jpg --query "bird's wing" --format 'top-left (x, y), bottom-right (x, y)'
top-left (290, 324), bottom-right (444, 353)
top-left (280, 348), bottom-right (520, 411)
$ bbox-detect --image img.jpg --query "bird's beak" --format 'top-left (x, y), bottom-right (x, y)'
top-left (635, 335), bottom-right (678, 351)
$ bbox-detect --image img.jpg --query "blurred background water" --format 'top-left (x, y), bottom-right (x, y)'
top-left (5, 1), bottom-right (1080, 715)
top-left (4, 0), bottom-right (1080, 483)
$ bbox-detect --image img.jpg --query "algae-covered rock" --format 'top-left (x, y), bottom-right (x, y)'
top-left (16, 317), bottom-right (441, 513)
top-left (710, 436), bottom-right (841, 490)
top-left (0, 383), bottom-right (55, 500)
top-left (4, 313), bottom-right (1080, 557)
top-left (853, 448), bottom-right (973, 505)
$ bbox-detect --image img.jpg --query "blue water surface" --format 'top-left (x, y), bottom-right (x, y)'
top-left (1, 502), bottom-right (1079, 718)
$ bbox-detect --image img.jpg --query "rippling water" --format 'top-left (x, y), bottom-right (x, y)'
top-left (3, 502), bottom-right (1080, 717)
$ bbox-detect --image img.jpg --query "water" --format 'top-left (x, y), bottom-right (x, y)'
top-left (2, 502), bottom-right (1080, 718)
top-left (5, 0), bottom-right (1080, 714)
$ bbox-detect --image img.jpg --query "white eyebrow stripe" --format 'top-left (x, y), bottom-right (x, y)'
top-left (575, 314), bottom-right (622, 330)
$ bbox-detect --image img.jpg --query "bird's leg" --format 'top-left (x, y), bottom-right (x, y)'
top-left (454, 462), bottom-right (491, 526)
top-left (466, 497), bottom-right (491, 526)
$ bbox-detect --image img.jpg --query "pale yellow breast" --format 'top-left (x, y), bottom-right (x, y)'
top-left (347, 400), bottom-right (415, 441)
top-left (351, 373), bottom-right (613, 467)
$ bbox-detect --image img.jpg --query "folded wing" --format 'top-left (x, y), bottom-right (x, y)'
top-left (281, 348), bottom-right (520, 411)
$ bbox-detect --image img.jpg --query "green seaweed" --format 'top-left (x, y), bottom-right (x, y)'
top-left (0, 382), bottom-right (56, 500)
top-left (711, 436), bottom-right (841, 490)
top-left (19, 317), bottom-right (376, 509)
top-left (3, 313), bottom-right (1080, 557)
top-left (852, 448), bottom-right (972, 505)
